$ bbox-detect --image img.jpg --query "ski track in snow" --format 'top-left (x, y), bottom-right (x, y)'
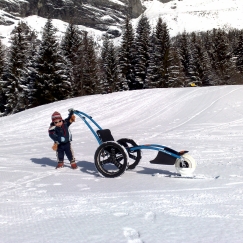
top-left (1, 86), bottom-right (243, 242)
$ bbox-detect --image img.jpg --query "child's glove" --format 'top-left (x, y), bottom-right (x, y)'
top-left (52, 143), bottom-right (58, 151)
top-left (61, 137), bottom-right (65, 142)
top-left (70, 114), bottom-right (76, 123)
top-left (68, 108), bottom-right (75, 112)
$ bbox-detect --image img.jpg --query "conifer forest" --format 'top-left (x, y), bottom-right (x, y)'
top-left (0, 16), bottom-right (243, 115)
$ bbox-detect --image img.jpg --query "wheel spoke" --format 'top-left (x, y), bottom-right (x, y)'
top-left (113, 155), bottom-right (124, 169)
top-left (100, 158), bottom-right (111, 165)
top-left (129, 154), bottom-right (137, 160)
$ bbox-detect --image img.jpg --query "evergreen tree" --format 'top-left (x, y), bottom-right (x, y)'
top-left (77, 32), bottom-right (99, 96)
top-left (146, 18), bottom-right (171, 88)
top-left (167, 47), bottom-right (187, 87)
top-left (145, 32), bottom-right (159, 88)
top-left (24, 41), bottom-right (39, 108)
top-left (133, 15), bottom-right (151, 89)
top-left (211, 29), bottom-right (235, 84)
top-left (190, 32), bottom-right (215, 86)
top-left (3, 21), bottom-right (30, 114)
top-left (202, 30), bottom-right (220, 85)
top-left (101, 35), bottom-right (120, 93)
top-left (189, 32), bottom-right (202, 86)
top-left (21, 23), bottom-right (39, 109)
top-left (0, 40), bottom-right (6, 114)
top-left (32, 18), bottom-right (71, 107)
top-left (118, 17), bottom-right (135, 90)
top-left (177, 32), bottom-right (194, 86)
top-left (235, 34), bottom-right (243, 73)
top-left (100, 34), bottom-right (110, 93)
top-left (61, 23), bottom-right (82, 97)
top-left (228, 29), bottom-right (242, 57)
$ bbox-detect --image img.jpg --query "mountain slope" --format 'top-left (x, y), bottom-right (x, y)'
top-left (1, 86), bottom-right (243, 242)
top-left (1, 0), bottom-right (243, 46)
top-left (139, 0), bottom-right (243, 36)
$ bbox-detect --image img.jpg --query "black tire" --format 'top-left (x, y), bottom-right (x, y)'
top-left (94, 141), bottom-right (128, 178)
top-left (117, 138), bottom-right (141, 169)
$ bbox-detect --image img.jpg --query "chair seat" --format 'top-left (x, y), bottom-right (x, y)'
top-left (97, 129), bottom-right (114, 142)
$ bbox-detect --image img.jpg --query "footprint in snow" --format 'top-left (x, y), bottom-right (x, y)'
top-left (123, 227), bottom-right (143, 243)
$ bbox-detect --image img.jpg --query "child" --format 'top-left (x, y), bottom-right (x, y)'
top-left (48, 109), bottom-right (77, 169)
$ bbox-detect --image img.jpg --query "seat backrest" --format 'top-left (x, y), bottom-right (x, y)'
top-left (96, 129), bottom-right (114, 142)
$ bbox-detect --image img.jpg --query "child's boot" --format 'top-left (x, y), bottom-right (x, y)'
top-left (70, 161), bottom-right (78, 169)
top-left (56, 161), bottom-right (64, 169)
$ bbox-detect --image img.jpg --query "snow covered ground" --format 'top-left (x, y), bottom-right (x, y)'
top-left (139, 0), bottom-right (243, 36)
top-left (1, 85), bottom-right (243, 243)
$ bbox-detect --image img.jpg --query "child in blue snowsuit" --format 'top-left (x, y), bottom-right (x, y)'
top-left (49, 110), bottom-right (77, 169)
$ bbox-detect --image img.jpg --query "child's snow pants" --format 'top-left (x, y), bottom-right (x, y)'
top-left (56, 142), bottom-right (75, 163)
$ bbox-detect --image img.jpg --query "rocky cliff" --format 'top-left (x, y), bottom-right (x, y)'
top-left (0, 0), bottom-right (144, 36)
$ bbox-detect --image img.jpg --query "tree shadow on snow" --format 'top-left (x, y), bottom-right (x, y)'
top-left (31, 158), bottom-right (99, 176)
top-left (135, 166), bottom-right (179, 177)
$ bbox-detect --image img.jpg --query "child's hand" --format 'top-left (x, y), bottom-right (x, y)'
top-left (70, 115), bottom-right (76, 123)
top-left (52, 143), bottom-right (58, 151)
top-left (61, 137), bottom-right (65, 142)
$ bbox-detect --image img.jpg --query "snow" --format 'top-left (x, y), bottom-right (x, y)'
top-left (1, 0), bottom-right (243, 46)
top-left (1, 85), bottom-right (243, 242)
top-left (0, 15), bottom-right (105, 47)
top-left (108, 0), bottom-right (125, 6)
top-left (135, 0), bottom-right (243, 36)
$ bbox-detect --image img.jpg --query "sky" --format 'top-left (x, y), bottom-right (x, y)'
top-left (1, 0), bottom-right (243, 46)
top-left (1, 85), bottom-right (243, 242)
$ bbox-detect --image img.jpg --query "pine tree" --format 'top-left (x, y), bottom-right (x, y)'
top-left (209, 29), bottom-right (234, 84)
top-left (61, 23), bottom-right (82, 97)
top-left (189, 32), bottom-right (201, 86)
top-left (118, 17), bottom-right (135, 90)
top-left (146, 18), bottom-right (171, 88)
top-left (20, 23), bottom-right (39, 109)
top-left (189, 32), bottom-right (215, 86)
top-left (3, 21), bottom-right (30, 114)
top-left (235, 34), bottom-right (243, 73)
top-left (77, 32), bottom-right (99, 96)
top-left (202, 30), bottom-right (220, 85)
top-left (24, 41), bottom-right (39, 108)
top-left (101, 35), bottom-right (120, 93)
top-left (133, 15), bottom-right (151, 89)
top-left (167, 47), bottom-right (187, 87)
top-left (145, 32), bottom-right (159, 88)
top-left (32, 18), bottom-right (71, 107)
top-left (0, 40), bottom-right (6, 114)
top-left (100, 34), bottom-right (110, 94)
top-left (177, 32), bottom-right (194, 86)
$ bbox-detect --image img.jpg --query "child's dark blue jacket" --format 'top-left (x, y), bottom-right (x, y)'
top-left (49, 112), bottom-right (73, 144)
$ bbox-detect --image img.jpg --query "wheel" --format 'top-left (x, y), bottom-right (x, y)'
top-left (175, 153), bottom-right (196, 176)
top-left (94, 141), bottom-right (128, 178)
top-left (117, 138), bottom-right (142, 169)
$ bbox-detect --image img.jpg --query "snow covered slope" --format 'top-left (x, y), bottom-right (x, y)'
top-left (0, 15), bottom-right (105, 47)
top-left (1, 85), bottom-right (243, 242)
top-left (140, 0), bottom-right (243, 36)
